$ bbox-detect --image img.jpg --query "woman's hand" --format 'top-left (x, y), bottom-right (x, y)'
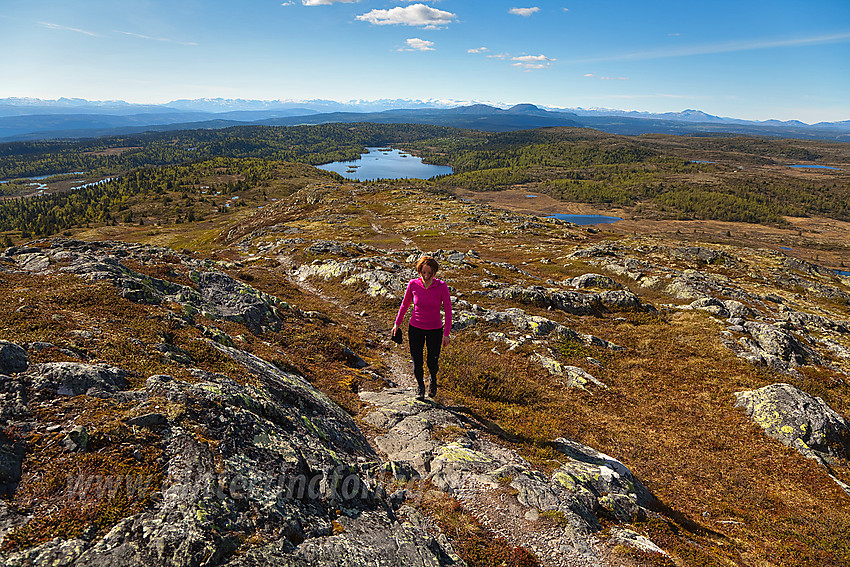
top-left (442, 335), bottom-right (450, 347)
top-left (392, 324), bottom-right (399, 335)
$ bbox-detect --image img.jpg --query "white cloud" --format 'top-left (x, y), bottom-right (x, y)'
top-left (401, 38), bottom-right (435, 51)
top-left (512, 54), bottom-right (552, 62)
top-left (39, 22), bottom-right (99, 37)
top-left (468, 47), bottom-right (489, 54)
top-left (302, 0), bottom-right (358, 5)
top-left (511, 54), bottom-right (554, 70)
top-left (356, 4), bottom-right (456, 28)
top-left (281, 1), bottom-right (294, 5)
top-left (584, 73), bottom-right (629, 80)
top-left (509, 7), bottom-right (540, 16)
top-left (486, 52), bottom-right (511, 59)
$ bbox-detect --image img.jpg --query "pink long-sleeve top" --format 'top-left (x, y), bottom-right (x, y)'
top-left (394, 277), bottom-right (452, 336)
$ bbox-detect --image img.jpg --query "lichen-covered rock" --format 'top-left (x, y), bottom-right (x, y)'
top-left (24, 362), bottom-right (129, 398)
top-left (14, 252), bottom-right (51, 272)
top-left (0, 374), bottom-right (29, 423)
top-left (534, 355), bottom-right (607, 390)
top-left (734, 383), bottom-right (850, 465)
top-left (486, 285), bottom-right (650, 316)
top-left (222, 508), bottom-right (466, 567)
top-left (689, 297), bottom-right (730, 318)
top-left (742, 321), bottom-right (821, 369)
top-left (783, 256), bottom-right (836, 279)
top-left (663, 269), bottom-right (749, 302)
top-left (608, 527), bottom-right (669, 556)
top-left (3, 345), bottom-right (464, 566)
top-left (0, 341), bottom-right (28, 375)
top-left (305, 240), bottom-right (353, 257)
top-left (5, 239), bottom-right (286, 335)
top-left (189, 271), bottom-right (284, 333)
top-left (296, 258), bottom-right (415, 299)
top-left (451, 304), bottom-right (624, 357)
top-left (0, 431), bottom-right (24, 498)
top-left (779, 309), bottom-right (850, 334)
top-left (358, 388), bottom-right (661, 553)
top-left (672, 246), bottom-right (733, 266)
top-left (564, 273), bottom-right (623, 290)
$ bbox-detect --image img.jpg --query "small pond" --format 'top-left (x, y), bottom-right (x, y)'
top-left (788, 164), bottom-right (840, 170)
top-left (545, 213), bottom-right (622, 225)
top-left (317, 147), bottom-right (453, 180)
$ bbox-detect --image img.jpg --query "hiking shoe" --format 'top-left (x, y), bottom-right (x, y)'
top-left (428, 381), bottom-right (437, 398)
top-left (416, 384), bottom-right (425, 400)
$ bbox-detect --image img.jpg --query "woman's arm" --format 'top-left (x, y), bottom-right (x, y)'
top-left (393, 280), bottom-right (414, 330)
top-left (442, 281), bottom-right (452, 345)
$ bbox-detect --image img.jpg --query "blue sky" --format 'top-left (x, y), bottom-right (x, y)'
top-left (2, 0), bottom-right (849, 122)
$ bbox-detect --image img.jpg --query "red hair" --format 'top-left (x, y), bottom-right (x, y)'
top-left (415, 256), bottom-right (439, 274)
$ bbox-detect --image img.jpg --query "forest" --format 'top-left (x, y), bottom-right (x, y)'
top-left (1, 122), bottom-right (848, 240)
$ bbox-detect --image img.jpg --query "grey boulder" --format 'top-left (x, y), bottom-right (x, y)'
top-left (0, 341), bottom-right (28, 375)
top-left (735, 383), bottom-right (850, 465)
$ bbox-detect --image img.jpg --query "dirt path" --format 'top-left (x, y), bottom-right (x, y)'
top-left (276, 252), bottom-right (418, 393)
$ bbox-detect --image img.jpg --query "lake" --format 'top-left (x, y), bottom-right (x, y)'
top-left (545, 213), bottom-right (622, 225)
top-left (0, 171), bottom-right (85, 184)
top-left (788, 164), bottom-right (840, 170)
top-left (316, 147), bottom-right (453, 180)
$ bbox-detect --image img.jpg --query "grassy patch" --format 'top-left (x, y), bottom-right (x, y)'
top-left (436, 307), bottom-right (850, 564)
top-left (4, 397), bottom-right (165, 551)
top-left (416, 488), bottom-right (540, 567)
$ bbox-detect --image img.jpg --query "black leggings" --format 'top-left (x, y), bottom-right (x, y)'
top-left (408, 325), bottom-right (443, 389)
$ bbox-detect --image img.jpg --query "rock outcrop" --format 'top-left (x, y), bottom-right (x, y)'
top-left (0, 339), bottom-right (465, 567)
top-left (360, 388), bottom-right (662, 564)
top-left (484, 285), bottom-right (650, 316)
top-left (734, 383), bottom-right (850, 466)
top-left (2, 239), bottom-right (288, 335)
top-left (0, 342), bottom-right (28, 375)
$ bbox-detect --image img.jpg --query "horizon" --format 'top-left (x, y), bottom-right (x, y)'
top-left (1, 95), bottom-right (845, 127)
top-left (2, 1), bottom-right (849, 123)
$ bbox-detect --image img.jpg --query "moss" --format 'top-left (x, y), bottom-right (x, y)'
top-left (437, 443), bottom-right (493, 464)
top-left (538, 509), bottom-right (571, 527)
top-left (553, 471), bottom-right (577, 491)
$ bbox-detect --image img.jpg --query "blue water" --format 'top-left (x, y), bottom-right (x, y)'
top-left (546, 213), bottom-right (622, 225)
top-left (691, 160), bottom-right (715, 164)
top-left (70, 178), bottom-right (116, 191)
top-left (788, 164), bottom-right (840, 170)
top-left (836, 270), bottom-right (850, 276)
top-left (0, 171), bottom-right (85, 183)
top-left (317, 147), bottom-right (453, 180)
top-left (780, 246), bottom-right (792, 250)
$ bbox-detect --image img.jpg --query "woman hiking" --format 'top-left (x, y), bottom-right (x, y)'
top-left (392, 256), bottom-right (452, 400)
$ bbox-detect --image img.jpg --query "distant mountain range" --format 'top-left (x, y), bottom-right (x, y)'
top-left (1, 97), bottom-right (848, 143)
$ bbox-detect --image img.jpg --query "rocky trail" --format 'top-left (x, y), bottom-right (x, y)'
top-left (278, 249), bottom-right (607, 565)
top-left (274, 242), bottom-right (665, 566)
